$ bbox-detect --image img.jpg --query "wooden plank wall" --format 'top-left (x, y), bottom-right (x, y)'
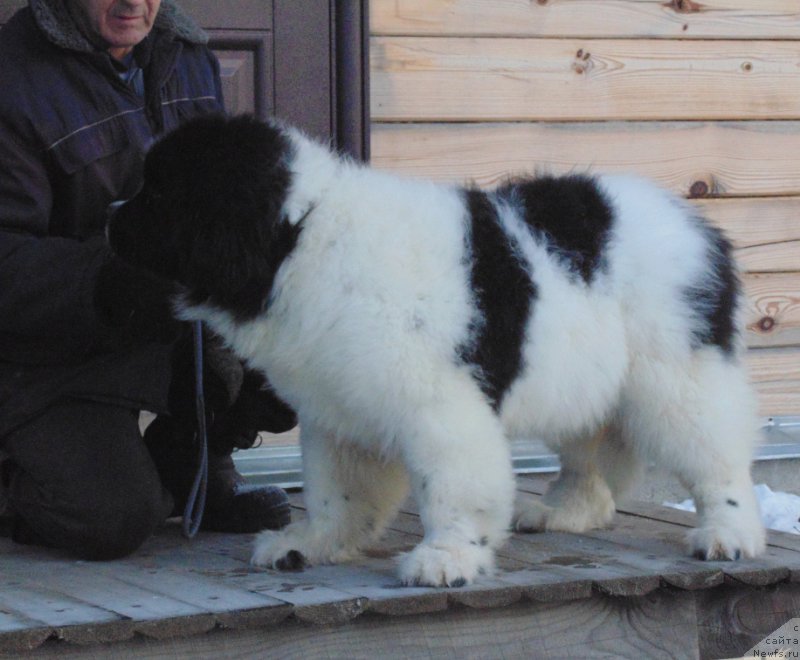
top-left (369, 0), bottom-right (800, 417)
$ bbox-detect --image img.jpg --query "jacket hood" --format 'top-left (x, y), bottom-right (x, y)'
top-left (29, 0), bottom-right (208, 53)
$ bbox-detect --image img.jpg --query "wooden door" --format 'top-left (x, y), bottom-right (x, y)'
top-left (181, 0), bottom-right (369, 159)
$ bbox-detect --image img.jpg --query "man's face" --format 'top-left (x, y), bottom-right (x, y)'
top-left (73, 0), bottom-right (161, 60)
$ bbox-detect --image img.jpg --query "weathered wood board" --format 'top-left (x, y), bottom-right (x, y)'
top-left (371, 121), bottom-right (800, 197)
top-left (698, 198), bottom-right (800, 274)
top-left (371, 0), bottom-right (800, 40)
top-left (371, 37), bottom-right (800, 122)
top-left (1, 477), bottom-right (799, 658)
top-left (741, 274), bottom-right (800, 349)
top-left (747, 348), bottom-right (800, 416)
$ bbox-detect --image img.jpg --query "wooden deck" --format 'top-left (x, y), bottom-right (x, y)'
top-left (1, 474), bottom-right (799, 659)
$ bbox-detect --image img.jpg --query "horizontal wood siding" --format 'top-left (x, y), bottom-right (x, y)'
top-left (743, 273), bottom-right (800, 349)
top-left (371, 0), bottom-right (800, 39)
top-left (372, 38), bottom-right (800, 122)
top-left (747, 348), bottom-right (800, 416)
top-left (369, 0), bottom-right (800, 416)
top-left (698, 198), bottom-right (800, 273)
top-left (371, 122), bottom-right (800, 196)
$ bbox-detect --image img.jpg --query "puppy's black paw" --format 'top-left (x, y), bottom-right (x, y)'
top-left (275, 549), bottom-right (307, 571)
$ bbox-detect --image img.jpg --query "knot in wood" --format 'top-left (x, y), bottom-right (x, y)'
top-left (667, 0), bottom-right (703, 13)
top-left (689, 180), bottom-right (709, 198)
top-left (758, 316), bottom-right (776, 332)
top-left (573, 49), bottom-right (592, 74)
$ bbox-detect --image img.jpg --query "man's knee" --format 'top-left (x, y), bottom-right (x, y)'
top-left (1, 399), bottom-right (173, 560)
top-left (68, 487), bottom-right (171, 560)
top-left (8, 463), bottom-right (171, 560)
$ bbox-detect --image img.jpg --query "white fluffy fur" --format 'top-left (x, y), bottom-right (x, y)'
top-left (178, 130), bottom-right (765, 586)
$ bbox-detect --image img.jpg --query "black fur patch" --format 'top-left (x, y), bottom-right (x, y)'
top-left (496, 174), bottom-right (613, 283)
top-left (109, 114), bottom-right (301, 321)
top-left (275, 549), bottom-right (306, 571)
top-left (459, 189), bottom-right (536, 409)
top-left (684, 218), bottom-right (739, 356)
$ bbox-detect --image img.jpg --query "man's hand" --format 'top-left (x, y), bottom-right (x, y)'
top-left (93, 257), bottom-right (184, 345)
top-left (209, 369), bottom-right (298, 454)
top-left (168, 332), bottom-right (297, 455)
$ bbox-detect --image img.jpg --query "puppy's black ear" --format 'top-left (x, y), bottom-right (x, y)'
top-left (179, 116), bottom-right (302, 320)
top-left (187, 206), bottom-right (302, 320)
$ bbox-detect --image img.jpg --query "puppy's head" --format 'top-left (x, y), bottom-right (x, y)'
top-left (108, 114), bottom-right (301, 320)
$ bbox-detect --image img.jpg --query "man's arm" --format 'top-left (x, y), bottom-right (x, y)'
top-left (0, 121), bottom-right (180, 366)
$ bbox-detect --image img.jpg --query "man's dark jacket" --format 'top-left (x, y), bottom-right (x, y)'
top-left (0, 0), bottom-right (225, 436)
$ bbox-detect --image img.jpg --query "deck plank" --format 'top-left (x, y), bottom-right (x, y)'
top-left (519, 474), bottom-right (800, 548)
top-left (94, 564), bottom-right (287, 613)
top-left (1, 477), bottom-right (799, 656)
top-left (402, 483), bottom-right (721, 595)
top-left (256, 560), bottom-right (452, 617)
top-left (0, 602), bottom-right (50, 634)
top-left (0, 556), bottom-right (203, 621)
top-left (516, 475), bottom-right (800, 588)
top-left (0, 581), bottom-right (120, 628)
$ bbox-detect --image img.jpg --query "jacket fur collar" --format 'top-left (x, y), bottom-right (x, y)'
top-left (29, 0), bottom-right (208, 53)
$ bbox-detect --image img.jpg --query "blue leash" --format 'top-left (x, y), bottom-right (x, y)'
top-left (182, 320), bottom-right (208, 539)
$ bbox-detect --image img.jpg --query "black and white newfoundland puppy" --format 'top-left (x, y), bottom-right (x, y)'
top-left (109, 114), bottom-right (765, 587)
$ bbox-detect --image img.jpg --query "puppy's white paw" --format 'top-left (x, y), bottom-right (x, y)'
top-left (251, 521), bottom-right (362, 570)
top-left (687, 523), bottom-right (766, 561)
top-left (514, 496), bottom-right (614, 534)
top-left (513, 500), bottom-right (551, 532)
top-left (397, 541), bottom-right (494, 588)
top-left (251, 526), bottom-right (309, 570)
top-left (546, 496), bottom-right (615, 533)
top-left (687, 488), bottom-right (766, 561)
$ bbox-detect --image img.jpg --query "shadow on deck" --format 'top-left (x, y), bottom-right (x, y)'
top-left (1, 475), bottom-right (798, 659)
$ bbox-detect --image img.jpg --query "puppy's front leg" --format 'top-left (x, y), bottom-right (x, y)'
top-left (251, 423), bottom-right (409, 569)
top-left (398, 396), bottom-right (515, 587)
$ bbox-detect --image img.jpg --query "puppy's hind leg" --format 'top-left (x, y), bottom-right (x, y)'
top-left (398, 385), bottom-right (515, 587)
top-left (621, 349), bottom-right (766, 561)
top-left (251, 423), bottom-right (409, 570)
top-left (514, 425), bottom-right (625, 534)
